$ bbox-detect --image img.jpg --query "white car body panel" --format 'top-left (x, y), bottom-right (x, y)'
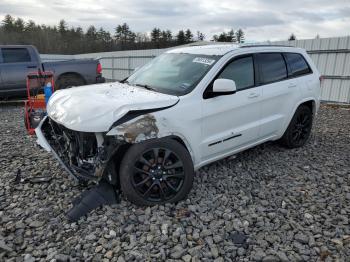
top-left (39, 44), bottom-right (321, 173)
top-left (200, 85), bottom-right (263, 161)
top-left (46, 82), bottom-right (179, 132)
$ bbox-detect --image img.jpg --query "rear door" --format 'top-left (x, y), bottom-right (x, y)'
top-left (256, 52), bottom-right (301, 138)
top-left (283, 52), bottom-right (315, 98)
top-left (0, 47), bottom-right (39, 94)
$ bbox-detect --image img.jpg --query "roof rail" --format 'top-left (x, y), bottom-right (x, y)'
top-left (239, 44), bottom-right (294, 48)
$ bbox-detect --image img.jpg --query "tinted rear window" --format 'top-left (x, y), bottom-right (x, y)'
top-left (1, 48), bottom-right (31, 63)
top-left (256, 53), bottom-right (287, 85)
top-left (284, 53), bottom-right (311, 77)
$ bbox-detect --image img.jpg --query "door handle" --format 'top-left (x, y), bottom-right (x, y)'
top-left (248, 92), bottom-right (259, 98)
top-left (288, 83), bottom-right (297, 88)
top-left (27, 66), bottom-right (37, 69)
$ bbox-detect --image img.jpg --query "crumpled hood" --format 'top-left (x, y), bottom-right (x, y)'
top-left (47, 82), bottom-right (179, 132)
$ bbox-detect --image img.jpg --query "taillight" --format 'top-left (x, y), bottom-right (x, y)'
top-left (97, 63), bottom-right (102, 74)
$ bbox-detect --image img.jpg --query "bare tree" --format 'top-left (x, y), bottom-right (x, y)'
top-left (197, 31), bottom-right (205, 41)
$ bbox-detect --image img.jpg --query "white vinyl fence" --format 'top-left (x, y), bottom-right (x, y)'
top-left (41, 36), bottom-right (350, 104)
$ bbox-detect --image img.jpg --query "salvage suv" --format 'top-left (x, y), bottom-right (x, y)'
top-left (36, 44), bottom-right (321, 206)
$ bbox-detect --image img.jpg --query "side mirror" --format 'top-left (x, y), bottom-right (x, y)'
top-left (212, 79), bottom-right (237, 93)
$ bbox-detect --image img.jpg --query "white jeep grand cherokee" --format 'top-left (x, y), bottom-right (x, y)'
top-left (36, 44), bottom-right (321, 205)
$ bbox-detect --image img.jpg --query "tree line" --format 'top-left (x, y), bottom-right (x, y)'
top-left (0, 14), bottom-right (246, 54)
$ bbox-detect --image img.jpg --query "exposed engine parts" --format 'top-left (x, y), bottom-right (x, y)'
top-left (41, 118), bottom-right (124, 183)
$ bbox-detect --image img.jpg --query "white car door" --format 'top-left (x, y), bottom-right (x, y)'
top-left (200, 55), bottom-right (263, 161)
top-left (255, 52), bottom-right (301, 139)
top-left (284, 52), bottom-right (317, 100)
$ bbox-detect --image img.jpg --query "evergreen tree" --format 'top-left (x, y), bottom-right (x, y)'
top-left (165, 30), bottom-right (172, 41)
top-left (0, 14), bottom-right (197, 53)
top-left (213, 29), bottom-right (244, 43)
top-left (58, 20), bottom-right (67, 35)
top-left (14, 18), bottom-right (25, 32)
top-left (185, 29), bottom-right (193, 43)
top-left (86, 26), bottom-right (97, 40)
top-left (288, 33), bottom-right (296, 41)
top-left (25, 20), bottom-right (36, 32)
top-left (151, 28), bottom-right (161, 42)
top-left (75, 26), bottom-right (84, 36)
top-left (98, 27), bottom-right (112, 43)
top-left (227, 29), bottom-right (236, 43)
top-left (161, 30), bottom-right (172, 42)
top-left (2, 14), bottom-right (15, 32)
top-left (114, 23), bottom-right (135, 44)
top-left (176, 30), bottom-right (186, 44)
top-left (213, 32), bottom-right (228, 42)
top-left (236, 29), bottom-right (245, 43)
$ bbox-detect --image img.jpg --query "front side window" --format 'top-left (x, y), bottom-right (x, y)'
top-left (126, 53), bottom-right (221, 96)
top-left (284, 53), bottom-right (311, 77)
top-left (1, 48), bottom-right (31, 63)
top-left (217, 56), bottom-right (254, 91)
top-left (256, 53), bottom-right (287, 85)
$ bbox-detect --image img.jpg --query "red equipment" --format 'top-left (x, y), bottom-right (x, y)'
top-left (24, 71), bottom-right (55, 135)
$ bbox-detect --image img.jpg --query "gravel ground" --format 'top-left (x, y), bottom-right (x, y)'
top-left (0, 105), bottom-right (349, 262)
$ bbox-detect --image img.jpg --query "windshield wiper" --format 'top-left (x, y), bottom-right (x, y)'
top-left (135, 83), bottom-right (157, 92)
top-left (119, 77), bottom-right (129, 84)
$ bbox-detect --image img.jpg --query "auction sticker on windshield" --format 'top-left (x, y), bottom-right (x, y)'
top-left (193, 57), bottom-right (216, 65)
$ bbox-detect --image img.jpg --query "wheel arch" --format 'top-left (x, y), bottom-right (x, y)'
top-left (294, 98), bottom-right (318, 117)
top-left (280, 97), bottom-right (318, 138)
top-left (56, 72), bottom-right (86, 86)
top-left (167, 134), bottom-right (195, 164)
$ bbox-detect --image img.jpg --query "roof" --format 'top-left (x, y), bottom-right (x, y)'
top-left (167, 44), bottom-right (239, 56)
top-left (167, 43), bottom-right (305, 56)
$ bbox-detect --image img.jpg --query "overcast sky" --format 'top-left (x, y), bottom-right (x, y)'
top-left (1, 0), bottom-right (349, 41)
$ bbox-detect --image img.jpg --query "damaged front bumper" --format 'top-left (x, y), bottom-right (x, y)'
top-left (35, 116), bottom-right (122, 183)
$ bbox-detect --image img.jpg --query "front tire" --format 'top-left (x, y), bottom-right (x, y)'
top-left (280, 105), bottom-right (313, 148)
top-left (119, 139), bottom-right (194, 206)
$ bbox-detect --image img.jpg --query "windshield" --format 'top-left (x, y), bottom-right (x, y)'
top-left (126, 53), bottom-right (221, 96)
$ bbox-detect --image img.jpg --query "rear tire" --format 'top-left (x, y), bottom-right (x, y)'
top-left (56, 74), bottom-right (85, 90)
top-left (279, 105), bottom-right (313, 148)
top-left (119, 138), bottom-right (194, 206)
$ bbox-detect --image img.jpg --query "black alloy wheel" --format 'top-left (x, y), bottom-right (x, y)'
top-left (280, 105), bottom-right (313, 148)
top-left (291, 111), bottom-right (312, 145)
top-left (132, 148), bottom-right (185, 202)
top-left (119, 139), bottom-right (194, 206)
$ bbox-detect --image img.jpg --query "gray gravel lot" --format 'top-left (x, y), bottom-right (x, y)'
top-left (0, 105), bottom-right (349, 262)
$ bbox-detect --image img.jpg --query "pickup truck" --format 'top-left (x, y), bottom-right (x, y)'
top-left (0, 45), bottom-right (105, 97)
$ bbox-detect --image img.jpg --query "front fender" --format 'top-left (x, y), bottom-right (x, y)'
top-left (107, 114), bottom-right (159, 143)
top-left (106, 113), bottom-right (196, 165)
